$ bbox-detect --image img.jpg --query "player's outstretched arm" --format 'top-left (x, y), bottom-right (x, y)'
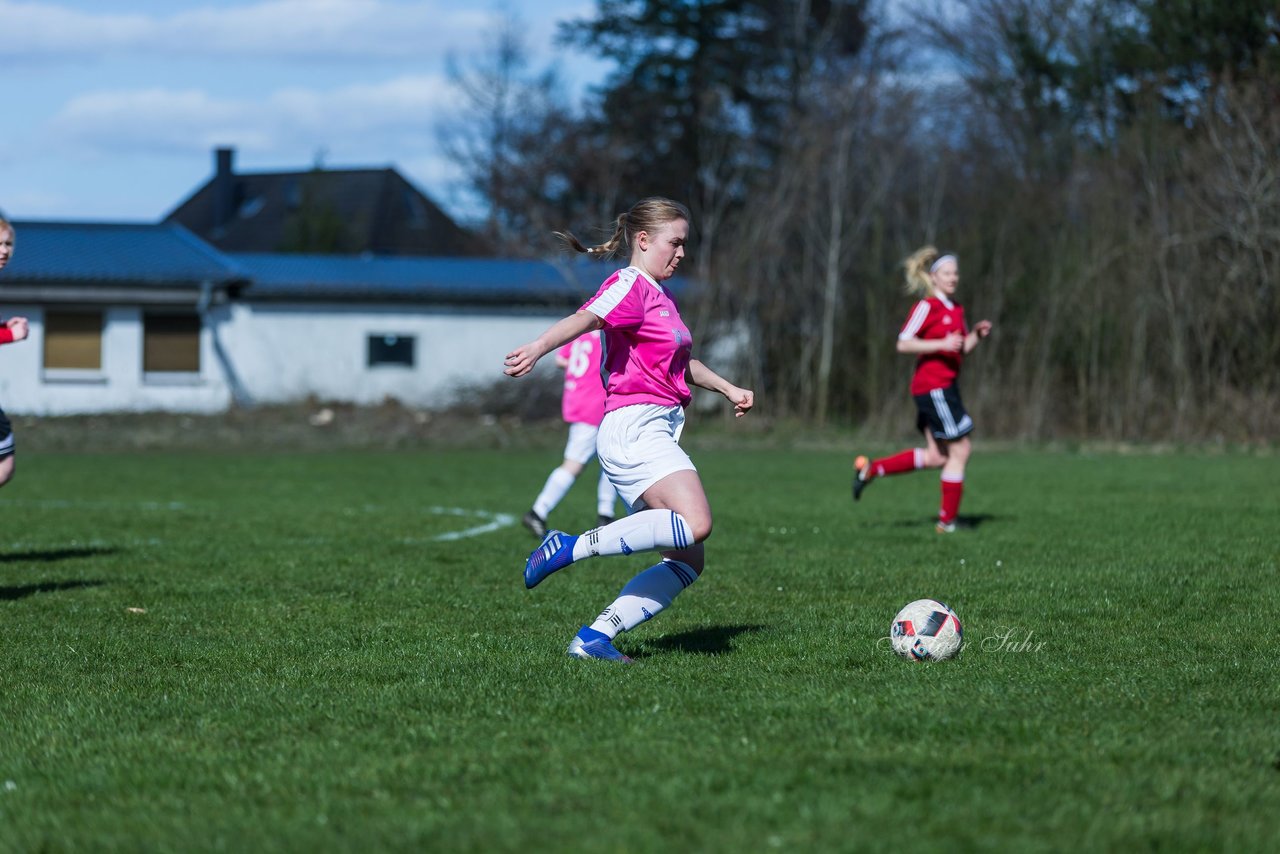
top-left (505, 311), bottom-right (602, 378)
top-left (964, 320), bottom-right (993, 354)
top-left (687, 359), bottom-right (755, 418)
top-left (0, 317), bottom-right (29, 345)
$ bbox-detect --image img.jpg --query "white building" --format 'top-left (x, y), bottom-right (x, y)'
top-left (0, 221), bottom-right (615, 415)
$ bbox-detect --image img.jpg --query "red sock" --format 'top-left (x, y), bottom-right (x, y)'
top-left (939, 475), bottom-right (964, 523)
top-left (871, 448), bottom-right (922, 478)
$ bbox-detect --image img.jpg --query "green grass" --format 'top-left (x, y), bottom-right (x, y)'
top-left (1, 446), bottom-right (1278, 851)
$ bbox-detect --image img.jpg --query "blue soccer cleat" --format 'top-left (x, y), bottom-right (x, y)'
top-left (566, 626), bottom-right (632, 663)
top-left (524, 530), bottom-right (578, 589)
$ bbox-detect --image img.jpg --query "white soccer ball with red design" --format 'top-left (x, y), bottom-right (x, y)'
top-left (890, 599), bottom-right (963, 661)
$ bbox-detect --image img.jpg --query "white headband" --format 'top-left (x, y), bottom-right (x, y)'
top-left (930, 254), bottom-right (957, 273)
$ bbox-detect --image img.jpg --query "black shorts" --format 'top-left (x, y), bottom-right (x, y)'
top-left (914, 384), bottom-right (973, 441)
top-left (0, 406), bottom-right (12, 459)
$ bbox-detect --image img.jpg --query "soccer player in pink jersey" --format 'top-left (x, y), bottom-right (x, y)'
top-left (520, 330), bottom-right (621, 538)
top-left (852, 246), bottom-right (992, 532)
top-left (0, 215), bottom-right (29, 487)
top-left (504, 197), bottom-right (754, 662)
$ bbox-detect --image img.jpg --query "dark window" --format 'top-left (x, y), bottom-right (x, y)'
top-left (44, 310), bottom-right (104, 370)
top-left (143, 313), bottom-right (201, 373)
top-left (368, 334), bottom-right (415, 368)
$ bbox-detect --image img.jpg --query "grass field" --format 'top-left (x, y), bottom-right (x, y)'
top-left (1, 443), bottom-right (1278, 851)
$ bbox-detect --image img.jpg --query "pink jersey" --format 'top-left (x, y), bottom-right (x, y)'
top-left (581, 266), bottom-right (693, 413)
top-left (558, 332), bottom-right (607, 426)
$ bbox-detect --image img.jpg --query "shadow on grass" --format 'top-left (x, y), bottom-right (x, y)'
top-left (0, 579), bottom-right (107, 601)
top-left (0, 546), bottom-right (120, 564)
top-left (0, 547), bottom-right (116, 601)
top-left (632, 623), bottom-right (765, 659)
top-left (885, 513), bottom-right (1004, 530)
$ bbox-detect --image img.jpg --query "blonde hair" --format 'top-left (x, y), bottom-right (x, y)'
top-left (555, 197), bottom-right (691, 259)
top-left (902, 245), bottom-right (955, 296)
top-left (0, 214), bottom-right (12, 272)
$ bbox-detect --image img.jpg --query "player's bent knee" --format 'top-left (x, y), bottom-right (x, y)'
top-left (0, 457), bottom-right (15, 486)
top-left (691, 517), bottom-right (713, 543)
top-left (662, 543), bottom-right (705, 575)
top-left (667, 512), bottom-right (711, 544)
top-left (675, 510), bottom-right (711, 543)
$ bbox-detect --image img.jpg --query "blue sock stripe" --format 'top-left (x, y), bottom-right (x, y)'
top-left (670, 511), bottom-right (690, 549)
top-left (664, 560), bottom-right (695, 588)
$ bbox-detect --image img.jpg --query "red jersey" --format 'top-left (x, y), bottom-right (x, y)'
top-left (898, 296), bottom-right (967, 395)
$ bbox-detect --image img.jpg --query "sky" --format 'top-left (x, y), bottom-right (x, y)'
top-left (0, 0), bottom-right (608, 224)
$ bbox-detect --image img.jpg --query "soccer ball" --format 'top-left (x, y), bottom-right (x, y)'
top-left (890, 599), bottom-right (963, 661)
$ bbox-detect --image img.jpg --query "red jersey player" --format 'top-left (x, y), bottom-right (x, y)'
top-left (0, 215), bottom-right (28, 490)
top-left (852, 246), bottom-right (992, 532)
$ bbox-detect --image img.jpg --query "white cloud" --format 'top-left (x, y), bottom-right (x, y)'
top-left (0, 187), bottom-right (75, 218)
top-left (0, 0), bottom-right (495, 61)
top-left (42, 75), bottom-right (463, 157)
top-left (1, 0), bottom-right (602, 220)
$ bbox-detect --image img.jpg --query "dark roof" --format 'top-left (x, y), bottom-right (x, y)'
top-left (0, 220), bottom-right (246, 287)
top-left (166, 166), bottom-right (482, 257)
top-left (228, 253), bottom-right (624, 305)
top-left (0, 220), bottom-right (686, 307)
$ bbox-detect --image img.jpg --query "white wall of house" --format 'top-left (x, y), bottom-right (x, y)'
top-left (0, 300), bottom-right (564, 414)
top-left (216, 302), bottom-right (563, 408)
top-left (0, 304), bottom-right (232, 415)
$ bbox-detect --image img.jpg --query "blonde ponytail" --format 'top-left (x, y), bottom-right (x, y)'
top-left (903, 245), bottom-right (941, 296)
top-left (555, 197), bottom-right (691, 260)
top-left (554, 213), bottom-right (629, 259)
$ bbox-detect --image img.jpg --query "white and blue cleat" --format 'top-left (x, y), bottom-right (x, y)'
top-left (524, 530), bottom-right (578, 589)
top-left (566, 626), bottom-right (632, 663)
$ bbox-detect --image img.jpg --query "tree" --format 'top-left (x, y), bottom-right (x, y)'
top-left (437, 12), bottom-right (567, 253)
top-left (279, 174), bottom-right (350, 253)
top-left (559, 0), bottom-right (873, 207)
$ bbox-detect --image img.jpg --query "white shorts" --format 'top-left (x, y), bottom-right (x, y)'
top-left (596, 403), bottom-right (694, 511)
top-left (562, 422), bottom-right (600, 466)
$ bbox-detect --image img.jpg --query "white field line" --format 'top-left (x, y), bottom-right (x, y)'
top-left (0, 497), bottom-right (514, 543)
top-left (0, 498), bottom-right (186, 511)
top-left (419, 507), bottom-right (517, 542)
top-left (2, 537), bottom-right (164, 551)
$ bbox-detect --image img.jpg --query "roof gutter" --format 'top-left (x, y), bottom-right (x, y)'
top-left (0, 284), bottom-right (235, 305)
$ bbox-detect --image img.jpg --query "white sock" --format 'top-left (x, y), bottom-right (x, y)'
top-left (532, 467), bottom-right (575, 519)
top-left (596, 471), bottom-right (618, 518)
top-left (590, 559), bottom-right (698, 638)
top-left (571, 509), bottom-right (694, 561)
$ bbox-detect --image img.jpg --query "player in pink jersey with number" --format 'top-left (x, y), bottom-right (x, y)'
top-left (521, 330), bottom-right (621, 538)
top-left (852, 246), bottom-right (992, 532)
top-left (504, 197), bottom-right (754, 663)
